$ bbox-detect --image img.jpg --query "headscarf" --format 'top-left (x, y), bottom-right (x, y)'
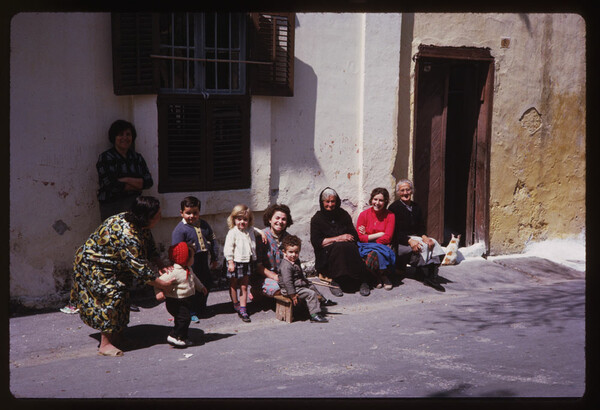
top-left (311, 187), bottom-right (357, 243)
top-left (319, 187), bottom-right (342, 215)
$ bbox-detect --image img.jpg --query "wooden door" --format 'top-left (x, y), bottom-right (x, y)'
top-left (412, 45), bottom-right (493, 249)
top-left (413, 59), bottom-right (448, 243)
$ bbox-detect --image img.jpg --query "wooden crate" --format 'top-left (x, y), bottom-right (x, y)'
top-left (273, 294), bottom-right (294, 323)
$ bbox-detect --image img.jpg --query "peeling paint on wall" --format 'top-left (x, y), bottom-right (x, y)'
top-left (519, 107), bottom-right (542, 135)
top-left (413, 13), bottom-right (585, 255)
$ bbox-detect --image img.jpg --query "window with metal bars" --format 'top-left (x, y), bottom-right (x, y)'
top-left (157, 13), bottom-right (246, 95)
top-left (112, 12), bottom-right (294, 192)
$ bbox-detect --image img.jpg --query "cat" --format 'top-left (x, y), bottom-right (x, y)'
top-left (441, 234), bottom-right (461, 265)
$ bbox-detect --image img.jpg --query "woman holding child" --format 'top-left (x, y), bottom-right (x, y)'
top-left (253, 204), bottom-right (294, 298)
top-left (310, 187), bottom-right (374, 297)
top-left (70, 196), bottom-right (175, 356)
top-left (356, 187), bottom-right (396, 290)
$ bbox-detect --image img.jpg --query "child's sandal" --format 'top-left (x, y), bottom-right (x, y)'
top-left (238, 307), bottom-right (251, 323)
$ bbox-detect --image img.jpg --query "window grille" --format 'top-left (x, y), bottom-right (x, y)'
top-left (157, 13), bottom-right (246, 95)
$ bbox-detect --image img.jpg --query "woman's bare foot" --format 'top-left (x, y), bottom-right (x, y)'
top-left (99, 332), bottom-right (124, 356)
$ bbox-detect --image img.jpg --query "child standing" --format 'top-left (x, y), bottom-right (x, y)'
top-left (223, 204), bottom-right (264, 323)
top-left (278, 235), bottom-right (329, 323)
top-left (156, 242), bottom-right (207, 347)
top-left (171, 196), bottom-right (219, 321)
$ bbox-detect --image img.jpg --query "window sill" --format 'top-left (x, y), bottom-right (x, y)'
top-left (157, 187), bottom-right (270, 218)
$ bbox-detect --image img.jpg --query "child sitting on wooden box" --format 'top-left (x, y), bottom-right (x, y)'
top-left (278, 235), bottom-right (329, 323)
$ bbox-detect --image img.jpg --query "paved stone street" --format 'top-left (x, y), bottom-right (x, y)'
top-left (8, 256), bottom-right (587, 401)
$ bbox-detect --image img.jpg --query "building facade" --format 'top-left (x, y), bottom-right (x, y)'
top-left (9, 12), bottom-right (586, 308)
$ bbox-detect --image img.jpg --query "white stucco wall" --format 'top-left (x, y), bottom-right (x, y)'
top-left (265, 13), bottom-right (401, 259)
top-left (9, 12), bottom-right (402, 307)
top-left (10, 13), bottom-right (126, 305)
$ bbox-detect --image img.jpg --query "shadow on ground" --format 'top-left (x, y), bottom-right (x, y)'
top-left (89, 324), bottom-right (235, 351)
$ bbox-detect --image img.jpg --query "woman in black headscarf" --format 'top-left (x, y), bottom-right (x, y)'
top-left (310, 187), bottom-right (374, 297)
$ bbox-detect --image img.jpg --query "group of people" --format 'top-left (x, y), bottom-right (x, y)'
top-left (68, 119), bottom-right (448, 357)
top-left (310, 184), bottom-right (446, 298)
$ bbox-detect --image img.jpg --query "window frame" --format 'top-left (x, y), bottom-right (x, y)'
top-left (157, 93), bottom-right (251, 193)
top-left (111, 12), bottom-right (294, 193)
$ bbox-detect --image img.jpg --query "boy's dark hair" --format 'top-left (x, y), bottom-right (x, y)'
top-left (108, 119), bottom-right (137, 144)
top-left (262, 203), bottom-right (293, 227)
top-left (281, 234), bottom-right (302, 250)
top-left (180, 196), bottom-right (201, 211)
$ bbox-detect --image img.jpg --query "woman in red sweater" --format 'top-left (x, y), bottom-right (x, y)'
top-left (356, 187), bottom-right (396, 290)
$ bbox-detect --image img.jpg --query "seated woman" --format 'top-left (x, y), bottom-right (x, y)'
top-left (356, 187), bottom-right (396, 290)
top-left (388, 179), bottom-right (446, 291)
top-left (310, 187), bottom-right (375, 297)
top-left (252, 203), bottom-right (293, 298)
top-left (253, 204), bottom-right (337, 307)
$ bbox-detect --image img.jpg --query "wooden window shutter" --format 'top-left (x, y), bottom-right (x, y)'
top-left (248, 13), bottom-right (295, 97)
top-left (111, 13), bottom-right (159, 95)
top-left (157, 95), bottom-right (206, 192)
top-left (157, 95), bottom-right (250, 193)
top-left (205, 96), bottom-right (251, 190)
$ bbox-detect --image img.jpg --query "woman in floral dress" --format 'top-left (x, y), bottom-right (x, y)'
top-left (71, 196), bottom-right (174, 356)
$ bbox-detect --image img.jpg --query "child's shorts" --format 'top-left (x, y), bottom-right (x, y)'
top-left (262, 278), bottom-right (280, 296)
top-left (225, 261), bottom-right (255, 279)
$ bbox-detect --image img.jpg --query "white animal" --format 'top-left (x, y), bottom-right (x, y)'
top-left (442, 234), bottom-right (461, 265)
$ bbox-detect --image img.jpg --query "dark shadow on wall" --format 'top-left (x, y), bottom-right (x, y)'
top-left (268, 55), bottom-right (320, 207)
top-left (392, 12), bottom-right (414, 186)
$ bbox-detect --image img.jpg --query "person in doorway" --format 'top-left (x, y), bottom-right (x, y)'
top-left (388, 179), bottom-right (446, 291)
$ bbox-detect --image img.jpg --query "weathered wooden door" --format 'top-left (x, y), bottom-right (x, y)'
top-left (413, 46), bottom-right (494, 248)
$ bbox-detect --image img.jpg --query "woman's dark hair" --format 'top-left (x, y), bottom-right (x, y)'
top-left (124, 196), bottom-right (161, 227)
top-left (262, 203), bottom-right (293, 227)
top-left (369, 187), bottom-right (390, 208)
top-left (108, 119), bottom-right (137, 145)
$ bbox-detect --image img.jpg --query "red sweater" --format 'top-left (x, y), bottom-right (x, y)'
top-left (356, 207), bottom-right (395, 245)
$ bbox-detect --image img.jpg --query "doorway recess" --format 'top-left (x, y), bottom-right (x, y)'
top-left (413, 45), bottom-right (494, 249)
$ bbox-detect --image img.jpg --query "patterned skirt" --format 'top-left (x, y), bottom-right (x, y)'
top-left (225, 261), bottom-right (256, 279)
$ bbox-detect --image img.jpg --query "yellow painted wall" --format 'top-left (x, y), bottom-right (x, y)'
top-left (408, 13), bottom-right (586, 254)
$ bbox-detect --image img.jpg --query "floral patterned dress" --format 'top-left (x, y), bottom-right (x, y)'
top-left (70, 213), bottom-right (159, 333)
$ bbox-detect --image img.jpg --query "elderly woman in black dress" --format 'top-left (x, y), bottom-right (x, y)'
top-left (310, 187), bottom-right (374, 297)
